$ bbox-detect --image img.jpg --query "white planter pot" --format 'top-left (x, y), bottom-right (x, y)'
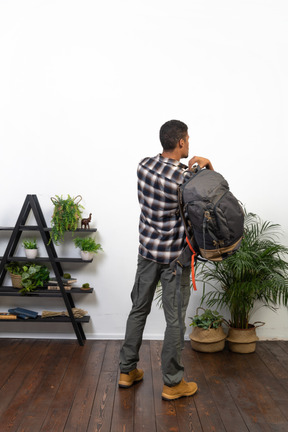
top-left (25, 249), bottom-right (38, 259)
top-left (80, 251), bottom-right (94, 261)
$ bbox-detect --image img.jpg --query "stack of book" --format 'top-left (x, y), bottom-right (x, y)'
top-left (7, 307), bottom-right (38, 319)
top-left (47, 276), bottom-right (77, 291)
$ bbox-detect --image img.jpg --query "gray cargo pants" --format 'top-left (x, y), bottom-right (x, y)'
top-left (119, 254), bottom-right (191, 386)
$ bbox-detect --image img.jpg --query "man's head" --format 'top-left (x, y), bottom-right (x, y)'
top-left (160, 120), bottom-right (189, 159)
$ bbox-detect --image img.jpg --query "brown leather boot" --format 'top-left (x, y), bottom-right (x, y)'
top-left (118, 368), bottom-right (144, 388)
top-left (162, 378), bottom-right (198, 400)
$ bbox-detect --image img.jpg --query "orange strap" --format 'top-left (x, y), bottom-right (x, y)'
top-left (185, 236), bottom-right (197, 291)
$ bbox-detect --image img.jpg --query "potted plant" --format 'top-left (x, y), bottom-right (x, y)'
top-left (197, 211), bottom-right (288, 353)
top-left (5, 262), bottom-right (50, 294)
top-left (5, 262), bottom-right (25, 288)
top-left (20, 263), bottom-right (50, 294)
top-left (73, 236), bottom-right (102, 261)
top-left (189, 307), bottom-right (226, 352)
top-left (22, 239), bottom-right (38, 259)
top-left (50, 195), bottom-right (84, 244)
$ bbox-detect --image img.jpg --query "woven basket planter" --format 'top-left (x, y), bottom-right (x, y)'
top-left (226, 325), bottom-right (260, 354)
top-left (10, 273), bottom-right (22, 289)
top-left (189, 326), bottom-right (226, 353)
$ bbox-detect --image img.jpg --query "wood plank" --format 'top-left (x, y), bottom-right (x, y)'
top-left (0, 339), bottom-right (31, 388)
top-left (110, 340), bottom-right (158, 432)
top-left (101, 339), bottom-right (122, 372)
top-left (39, 341), bottom-right (93, 431)
top-left (246, 351), bottom-right (288, 429)
top-left (217, 347), bottom-right (274, 432)
top-left (236, 347), bottom-right (288, 429)
top-left (87, 370), bottom-right (118, 432)
top-left (0, 339), bottom-right (48, 428)
top-left (63, 340), bottom-right (107, 432)
top-left (260, 341), bottom-right (288, 376)
top-left (182, 342), bottom-right (227, 432)
top-left (15, 340), bottom-right (77, 432)
top-left (191, 346), bottom-right (249, 432)
top-left (134, 341), bottom-right (157, 432)
top-left (174, 397), bottom-right (202, 432)
top-left (150, 340), bottom-right (179, 432)
top-left (0, 339), bottom-right (286, 432)
top-left (253, 342), bottom-right (288, 423)
top-left (90, 340), bottom-right (129, 432)
top-left (277, 340), bottom-right (288, 355)
top-left (110, 384), bottom-right (135, 432)
top-left (173, 342), bottom-right (203, 432)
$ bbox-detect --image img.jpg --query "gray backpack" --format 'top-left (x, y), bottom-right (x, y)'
top-left (179, 165), bottom-right (244, 262)
top-left (174, 166), bottom-right (244, 347)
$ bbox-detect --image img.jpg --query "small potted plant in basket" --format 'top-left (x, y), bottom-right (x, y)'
top-left (5, 262), bottom-right (50, 294)
top-left (73, 236), bottom-right (102, 261)
top-left (22, 239), bottom-right (38, 259)
top-left (189, 307), bottom-right (226, 353)
top-left (5, 262), bottom-right (25, 289)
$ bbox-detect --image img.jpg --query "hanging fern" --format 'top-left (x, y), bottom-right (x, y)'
top-left (50, 195), bottom-right (84, 244)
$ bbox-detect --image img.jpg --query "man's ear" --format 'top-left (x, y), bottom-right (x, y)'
top-left (179, 138), bottom-right (184, 149)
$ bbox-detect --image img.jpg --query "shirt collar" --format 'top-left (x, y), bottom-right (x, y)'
top-left (157, 154), bottom-right (188, 170)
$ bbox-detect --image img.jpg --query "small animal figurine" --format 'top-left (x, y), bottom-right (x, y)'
top-left (81, 213), bottom-right (92, 229)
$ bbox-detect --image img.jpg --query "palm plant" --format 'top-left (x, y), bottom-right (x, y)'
top-left (197, 212), bottom-right (288, 329)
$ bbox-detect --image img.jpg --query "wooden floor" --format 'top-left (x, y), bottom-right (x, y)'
top-left (0, 339), bottom-right (288, 432)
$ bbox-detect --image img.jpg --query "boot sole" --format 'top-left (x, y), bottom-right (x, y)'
top-left (162, 386), bottom-right (198, 401)
top-left (118, 377), bottom-right (143, 388)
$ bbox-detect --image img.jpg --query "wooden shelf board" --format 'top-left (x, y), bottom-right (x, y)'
top-left (0, 226), bottom-right (97, 232)
top-left (0, 286), bottom-right (94, 296)
top-left (0, 315), bottom-right (90, 323)
top-left (2, 257), bottom-right (93, 263)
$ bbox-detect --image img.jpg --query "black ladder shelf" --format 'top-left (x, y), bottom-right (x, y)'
top-left (0, 194), bottom-right (96, 345)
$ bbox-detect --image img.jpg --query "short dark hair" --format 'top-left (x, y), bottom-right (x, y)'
top-left (159, 120), bottom-right (188, 151)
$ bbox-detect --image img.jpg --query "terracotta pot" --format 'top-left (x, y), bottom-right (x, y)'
top-left (189, 326), bottom-right (226, 353)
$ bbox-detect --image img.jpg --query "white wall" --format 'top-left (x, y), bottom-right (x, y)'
top-left (0, 0), bottom-right (287, 341)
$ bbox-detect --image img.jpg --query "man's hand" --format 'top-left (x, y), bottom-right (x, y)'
top-left (188, 156), bottom-right (214, 171)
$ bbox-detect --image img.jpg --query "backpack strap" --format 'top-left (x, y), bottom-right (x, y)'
top-left (185, 236), bottom-right (197, 292)
top-left (171, 186), bottom-right (198, 350)
top-left (177, 185), bottom-right (191, 240)
top-left (174, 244), bottom-right (198, 350)
top-left (173, 173), bottom-right (202, 349)
top-left (175, 262), bottom-right (184, 349)
top-left (177, 185), bottom-right (199, 291)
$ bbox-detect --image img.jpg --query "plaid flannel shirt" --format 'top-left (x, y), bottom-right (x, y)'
top-left (137, 154), bottom-right (191, 264)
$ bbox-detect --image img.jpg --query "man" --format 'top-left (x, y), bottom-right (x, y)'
top-left (119, 120), bottom-right (214, 400)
